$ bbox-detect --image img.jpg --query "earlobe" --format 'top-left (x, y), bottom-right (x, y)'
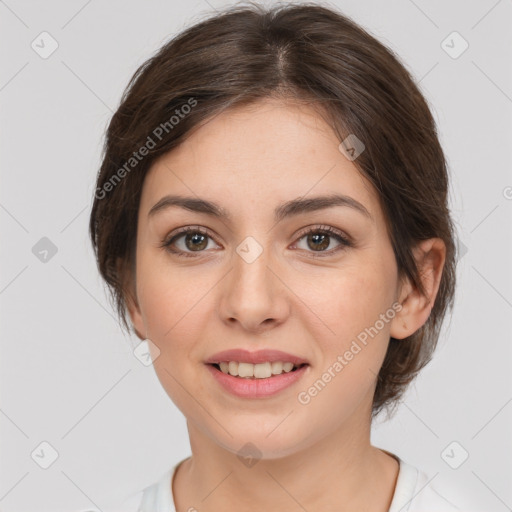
top-left (126, 286), bottom-right (146, 341)
top-left (390, 238), bottom-right (446, 340)
top-left (117, 256), bottom-right (146, 340)
top-left (389, 276), bottom-right (412, 340)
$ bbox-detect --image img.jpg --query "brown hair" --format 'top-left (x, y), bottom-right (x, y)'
top-left (89, 1), bottom-right (458, 418)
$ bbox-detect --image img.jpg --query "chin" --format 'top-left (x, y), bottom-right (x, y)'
top-left (210, 422), bottom-right (316, 461)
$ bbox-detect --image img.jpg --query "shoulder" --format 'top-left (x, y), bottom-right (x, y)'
top-left (72, 466), bottom-right (176, 512)
top-left (72, 489), bottom-right (145, 512)
top-left (136, 467), bottom-right (175, 512)
top-left (410, 470), bottom-right (462, 511)
top-left (71, 458), bottom-right (189, 512)
top-left (129, 457), bottom-right (190, 512)
top-left (389, 456), bottom-right (463, 512)
top-left (108, 490), bottom-right (146, 512)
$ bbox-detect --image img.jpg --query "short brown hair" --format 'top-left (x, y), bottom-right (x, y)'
top-left (89, 1), bottom-right (458, 418)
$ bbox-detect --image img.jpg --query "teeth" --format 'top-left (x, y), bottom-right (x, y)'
top-left (217, 361), bottom-right (298, 379)
top-left (238, 362), bottom-right (254, 378)
top-left (254, 362), bottom-right (272, 378)
top-left (227, 361), bottom-right (238, 376)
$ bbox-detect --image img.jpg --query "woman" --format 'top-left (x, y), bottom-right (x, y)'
top-left (88, 2), bottom-right (462, 510)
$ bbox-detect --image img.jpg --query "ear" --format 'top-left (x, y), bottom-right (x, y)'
top-left (126, 287), bottom-right (146, 341)
top-left (119, 257), bottom-right (146, 341)
top-left (390, 238), bottom-right (446, 340)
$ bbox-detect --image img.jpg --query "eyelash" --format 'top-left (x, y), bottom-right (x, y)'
top-left (160, 225), bottom-right (353, 259)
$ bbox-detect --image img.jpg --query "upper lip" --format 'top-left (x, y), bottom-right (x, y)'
top-left (205, 349), bottom-right (309, 366)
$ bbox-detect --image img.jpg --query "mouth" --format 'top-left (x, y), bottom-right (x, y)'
top-left (208, 362), bottom-right (309, 379)
top-left (205, 361), bottom-right (310, 398)
top-left (204, 349), bottom-right (310, 397)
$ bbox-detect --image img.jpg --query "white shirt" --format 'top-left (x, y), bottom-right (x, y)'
top-left (90, 452), bottom-right (463, 512)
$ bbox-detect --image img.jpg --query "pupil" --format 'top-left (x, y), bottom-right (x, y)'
top-left (186, 233), bottom-right (207, 251)
top-left (309, 233), bottom-right (329, 251)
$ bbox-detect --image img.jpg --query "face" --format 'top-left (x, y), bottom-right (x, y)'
top-left (128, 97), bottom-right (407, 459)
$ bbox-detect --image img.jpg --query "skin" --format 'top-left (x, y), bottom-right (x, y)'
top-left (127, 97), bottom-right (446, 512)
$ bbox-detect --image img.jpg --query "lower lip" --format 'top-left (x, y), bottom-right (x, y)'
top-left (206, 364), bottom-right (309, 398)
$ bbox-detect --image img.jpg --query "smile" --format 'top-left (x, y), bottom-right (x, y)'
top-left (206, 362), bottom-right (309, 398)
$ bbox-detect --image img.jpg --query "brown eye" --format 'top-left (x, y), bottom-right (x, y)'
top-left (161, 226), bottom-right (219, 257)
top-left (182, 232), bottom-right (208, 251)
top-left (306, 232), bottom-right (331, 251)
top-left (293, 226), bottom-right (352, 257)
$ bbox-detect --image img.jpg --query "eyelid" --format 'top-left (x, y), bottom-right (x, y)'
top-left (294, 224), bottom-right (352, 243)
top-left (161, 225), bottom-right (220, 248)
top-left (291, 224), bottom-right (353, 257)
top-left (161, 224), bottom-right (353, 258)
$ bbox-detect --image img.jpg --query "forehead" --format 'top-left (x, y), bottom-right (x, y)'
top-left (140, 98), bottom-right (380, 223)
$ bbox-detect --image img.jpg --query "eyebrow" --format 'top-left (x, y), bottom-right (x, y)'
top-left (148, 193), bottom-right (372, 222)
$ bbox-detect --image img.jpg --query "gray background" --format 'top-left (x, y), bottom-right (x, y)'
top-left (1, 0), bottom-right (511, 510)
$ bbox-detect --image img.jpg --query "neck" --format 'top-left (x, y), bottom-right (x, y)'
top-left (173, 410), bottom-right (399, 512)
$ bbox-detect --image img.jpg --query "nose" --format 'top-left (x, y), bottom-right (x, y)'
top-left (219, 242), bottom-right (290, 334)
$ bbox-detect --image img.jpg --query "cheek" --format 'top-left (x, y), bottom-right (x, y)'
top-left (299, 273), bottom-right (395, 423)
top-left (315, 261), bottom-right (395, 331)
top-left (136, 256), bottom-right (217, 371)
top-left (141, 278), bottom-right (207, 346)
top-left (137, 265), bottom-right (214, 412)
top-left (137, 249), bottom-right (199, 330)
top-left (311, 263), bottom-right (397, 386)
